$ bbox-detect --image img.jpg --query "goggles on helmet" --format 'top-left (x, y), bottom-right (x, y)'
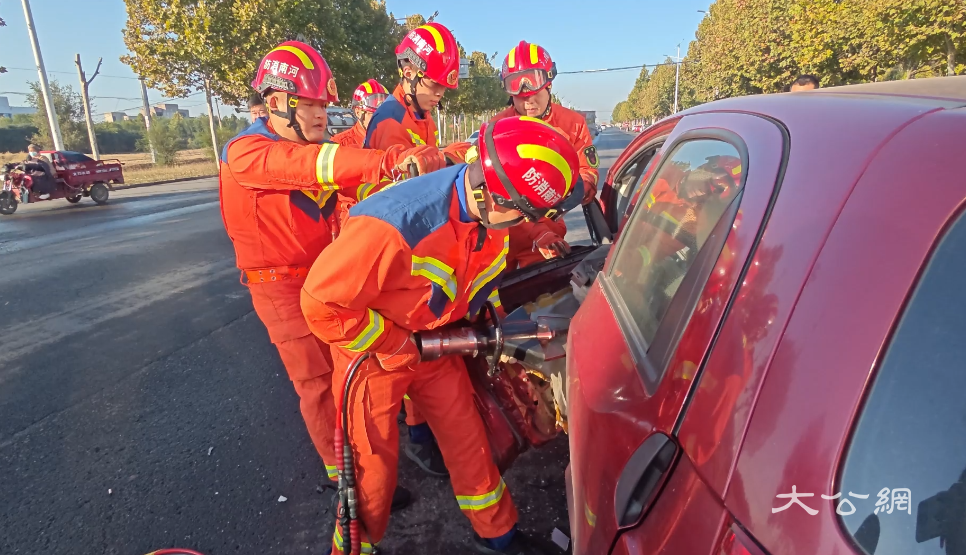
top-left (352, 93), bottom-right (389, 112)
top-left (501, 69), bottom-right (552, 96)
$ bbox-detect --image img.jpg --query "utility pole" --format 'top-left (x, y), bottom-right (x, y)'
top-left (139, 77), bottom-right (156, 164)
top-left (666, 43), bottom-right (683, 114)
top-left (75, 54), bottom-right (101, 160)
top-left (203, 78), bottom-right (220, 168)
top-left (21, 0), bottom-right (64, 151)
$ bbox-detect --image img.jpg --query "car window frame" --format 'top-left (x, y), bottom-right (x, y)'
top-left (606, 139), bottom-right (664, 233)
top-left (600, 128), bottom-right (751, 393)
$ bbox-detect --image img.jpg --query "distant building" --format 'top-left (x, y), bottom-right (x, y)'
top-left (103, 112), bottom-right (133, 123)
top-left (0, 96), bottom-right (37, 118)
top-left (141, 103), bottom-right (190, 119)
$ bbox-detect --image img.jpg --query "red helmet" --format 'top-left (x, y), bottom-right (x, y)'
top-left (252, 41), bottom-right (338, 103)
top-left (351, 79), bottom-right (390, 113)
top-left (478, 116), bottom-right (579, 221)
top-left (395, 23), bottom-right (460, 89)
top-left (500, 41), bottom-right (557, 97)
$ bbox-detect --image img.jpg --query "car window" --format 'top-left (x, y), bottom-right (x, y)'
top-left (61, 151), bottom-right (94, 163)
top-left (838, 211), bottom-right (966, 555)
top-left (607, 139), bottom-right (743, 346)
top-left (611, 147), bottom-right (657, 222)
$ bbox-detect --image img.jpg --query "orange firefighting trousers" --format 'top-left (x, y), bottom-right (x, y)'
top-left (330, 348), bottom-right (518, 552)
top-left (249, 280), bottom-right (338, 480)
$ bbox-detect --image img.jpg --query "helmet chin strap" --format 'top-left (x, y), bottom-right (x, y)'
top-left (402, 71), bottom-right (429, 118)
top-left (467, 159), bottom-right (523, 230)
top-left (270, 93), bottom-right (309, 142)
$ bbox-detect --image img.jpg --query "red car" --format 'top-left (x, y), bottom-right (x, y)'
top-left (566, 76), bottom-right (966, 555)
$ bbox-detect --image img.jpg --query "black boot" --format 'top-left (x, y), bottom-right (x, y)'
top-left (404, 439), bottom-right (448, 477)
top-left (471, 531), bottom-right (549, 555)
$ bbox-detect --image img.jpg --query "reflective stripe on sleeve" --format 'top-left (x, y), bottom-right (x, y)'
top-left (315, 143), bottom-right (339, 184)
top-left (456, 478), bottom-right (507, 511)
top-left (333, 526), bottom-right (376, 554)
top-left (412, 256), bottom-right (457, 301)
top-left (344, 308), bottom-right (386, 352)
top-left (325, 464), bottom-right (338, 480)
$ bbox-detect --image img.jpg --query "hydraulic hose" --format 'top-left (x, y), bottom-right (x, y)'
top-left (335, 352), bottom-right (371, 555)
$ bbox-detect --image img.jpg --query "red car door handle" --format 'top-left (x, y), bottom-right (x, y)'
top-left (614, 433), bottom-right (678, 529)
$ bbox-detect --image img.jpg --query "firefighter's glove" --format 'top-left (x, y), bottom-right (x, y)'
top-left (533, 231), bottom-right (571, 259)
top-left (396, 146), bottom-right (447, 177)
top-left (442, 141), bottom-right (473, 165)
top-left (377, 334), bottom-right (421, 370)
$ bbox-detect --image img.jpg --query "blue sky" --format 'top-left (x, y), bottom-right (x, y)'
top-left (0, 0), bottom-right (711, 121)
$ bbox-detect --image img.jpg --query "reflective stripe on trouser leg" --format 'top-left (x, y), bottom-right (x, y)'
top-left (409, 356), bottom-right (518, 538)
top-left (275, 335), bottom-right (339, 476)
top-left (330, 346), bottom-right (416, 544)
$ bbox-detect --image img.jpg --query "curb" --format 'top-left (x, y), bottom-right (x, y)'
top-left (116, 174), bottom-right (218, 191)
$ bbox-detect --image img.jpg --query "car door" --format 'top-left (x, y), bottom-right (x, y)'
top-left (566, 111), bottom-right (788, 554)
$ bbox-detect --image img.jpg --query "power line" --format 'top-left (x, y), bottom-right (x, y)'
top-left (556, 60), bottom-right (684, 75)
top-left (3, 66), bottom-right (141, 80)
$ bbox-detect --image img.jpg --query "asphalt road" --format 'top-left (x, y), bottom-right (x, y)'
top-left (0, 128), bottom-right (635, 555)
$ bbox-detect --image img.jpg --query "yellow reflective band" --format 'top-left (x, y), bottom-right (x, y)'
top-left (302, 189), bottom-right (335, 209)
top-left (412, 256), bottom-right (457, 301)
top-left (530, 43), bottom-right (539, 64)
top-left (333, 526), bottom-right (375, 554)
top-left (357, 182), bottom-right (377, 201)
top-left (456, 478), bottom-right (507, 511)
top-left (585, 502), bottom-right (597, 527)
top-left (660, 211), bottom-right (681, 226)
top-left (407, 129), bottom-right (427, 146)
top-left (516, 144), bottom-right (574, 195)
top-left (325, 465), bottom-right (338, 479)
top-left (362, 81), bottom-right (373, 94)
top-left (469, 236), bottom-right (509, 301)
top-left (731, 164), bottom-right (742, 176)
top-left (434, 129), bottom-right (440, 147)
top-left (488, 289), bottom-right (502, 308)
top-left (272, 45), bottom-right (315, 70)
top-left (316, 143), bottom-right (339, 184)
top-left (507, 47), bottom-right (517, 69)
top-left (421, 25), bottom-right (446, 53)
top-left (345, 308), bottom-right (386, 352)
top-left (404, 394), bottom-right (411, 400)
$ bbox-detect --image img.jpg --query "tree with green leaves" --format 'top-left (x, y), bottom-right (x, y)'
top-left (27, 80), bottom-right (90, 152)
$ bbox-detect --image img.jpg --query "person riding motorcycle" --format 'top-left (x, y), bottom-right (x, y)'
top-left (301, 116), bottom-right (581, 555)
top-left (362, 22), bottom-right (472, 476)
top-left (490, 41), bottom-right (599, 269)
top-left (331, 79), bottom-right (389, 148)
top-left (23, 144), bottom-right (57, 198)
top-left (218, 41), bottom-right (445, 501)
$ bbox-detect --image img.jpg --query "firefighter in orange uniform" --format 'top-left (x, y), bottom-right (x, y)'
top-left (331, 79), bottom-right (390, 148)
top-left (363, 22), bottom-right (472, 474)
top-left (491, 41), bottom-right (600, 269)
top-left (219, 41), bottom-right (444, 497)
top-left (302, 116), bottom-right (579, 554)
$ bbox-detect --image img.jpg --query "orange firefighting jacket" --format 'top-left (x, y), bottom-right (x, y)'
top-left (218, 117), bottom-right (404, 272)
top-left (301, 165), bottom-right (508, 357)
top-left (331, 122), bottom-right (366, 147)
top-left (364, 84), bottom-right (439, 149)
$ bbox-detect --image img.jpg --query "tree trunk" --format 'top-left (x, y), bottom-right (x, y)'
top-left (204, 78), bottom-right (220, 169)
top-left (947, 34), bottom-right (957, 76)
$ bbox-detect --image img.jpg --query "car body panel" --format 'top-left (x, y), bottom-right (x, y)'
top-left (728, 107), bottom-right (966, 555)
top-left (567, 111), bottom-right (788, 553)
top-left (565, 77), bottom-right (966, 555)
top-left (675, 95), bottom-right (946, 500)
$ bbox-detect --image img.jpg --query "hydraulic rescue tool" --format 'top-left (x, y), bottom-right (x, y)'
top-left (336, 302), bottom-right (558, 555)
